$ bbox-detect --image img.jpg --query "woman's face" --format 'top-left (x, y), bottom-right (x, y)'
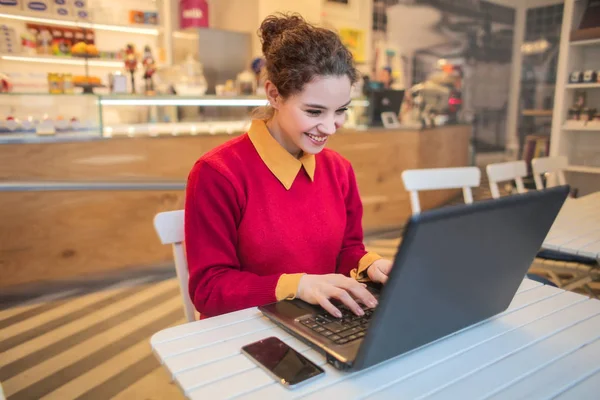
top-left (268, 75), bottom-right (352, 157)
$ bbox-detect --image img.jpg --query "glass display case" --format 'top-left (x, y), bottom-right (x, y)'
top-left (0, 93), bottom-right (102, 143)
top-left (0, 93), bottom-right (370, 143)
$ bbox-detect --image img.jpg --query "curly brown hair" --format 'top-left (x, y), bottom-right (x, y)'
top-left (253, 13), bottom-right (357, 118)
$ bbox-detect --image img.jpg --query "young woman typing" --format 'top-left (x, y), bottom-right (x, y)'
top-left (185, 14), bottom-right (393, 319)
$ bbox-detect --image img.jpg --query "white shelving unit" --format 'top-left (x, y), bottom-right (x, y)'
top-left (566, 83), bottom-right (600, 89)
top-left (0, 2), bottom-right (165, 94)
top-left (562, 123), bottom-right (600, 131)
top-left (0, 11), bottom-right (159, 35)
top-left (570, 37), bottom-right (600, 47)
top-left (0, 54), bottom-right (123, 68)
top-left (550, 0), bottom-right (600, 190)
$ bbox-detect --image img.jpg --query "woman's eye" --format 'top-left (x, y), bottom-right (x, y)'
top-left (335, 108), bottom-right (348, 115)
top-left (306, 110), bottom-right (322, 116)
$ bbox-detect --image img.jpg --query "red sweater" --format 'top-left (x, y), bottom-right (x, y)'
top-left (185, 121), bottom-right (376, 318)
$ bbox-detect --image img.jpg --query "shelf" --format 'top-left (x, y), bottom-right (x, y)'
top-left (0, 131), bottom-right (101, 144)
top-left (1, 54), bottom-right (123, 68)
top-left (570, 38), bottom-right (600, 47)
top-left (1, 93), bottom-right (370, 108)
top-left (0, 92), bottom-right (98, 97)
top-left (563, 124), bottom-right (600, 131)
top-left (103, 121), bottom-right (250, 137)
top-left (99, 96), bottom-right (370, 107)
top-left (100, 97), bottom-right (269, 107)
top-left (0, 12), bottom-right (159, 35)
top-left (566, 83), bottom-right (600, 89)
top-left (565, 165), bottom-right (600, 174)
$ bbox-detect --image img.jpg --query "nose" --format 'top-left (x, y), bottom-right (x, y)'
top-left (318, 116), bottom-right (337, 135)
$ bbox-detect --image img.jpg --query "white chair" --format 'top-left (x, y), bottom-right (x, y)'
top-left (531, 156), bottom-right (567, 190)
top-left (486, 160), bottom-right (527, 199)
top-left (154, 210), bottom-right (196, 322)
top-left (401, 167), bottom-right (481, 215)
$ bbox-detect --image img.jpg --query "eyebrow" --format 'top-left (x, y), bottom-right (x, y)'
top-left (304, 100), bottom-right (352, 110)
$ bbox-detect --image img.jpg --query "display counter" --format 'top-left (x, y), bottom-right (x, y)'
top-left (0, 94), bottom-right (471, 288)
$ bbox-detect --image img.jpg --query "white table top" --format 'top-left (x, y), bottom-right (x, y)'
top-left (543, 192), bottom-right (600, 259)
top-left (151, 279), bottom-right (600, 399)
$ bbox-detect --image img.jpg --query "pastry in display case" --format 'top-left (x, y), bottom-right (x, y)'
top-left (0, 93), bottom-right (101, 142)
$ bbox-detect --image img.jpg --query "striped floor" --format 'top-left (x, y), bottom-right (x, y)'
top-left (1, 168), bottom-right (596, 399)
top-left (0, 279), bottom-right (186, 400)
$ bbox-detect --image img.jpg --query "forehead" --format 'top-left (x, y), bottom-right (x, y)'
top-left (293, 75), bottom-right (351, 106)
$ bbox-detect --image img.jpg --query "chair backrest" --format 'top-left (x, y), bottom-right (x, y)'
top-left (531, 156), bottom-right (567, 190)
top-left (401, 167), bottom-right (481, 215)
top-left (486, 160), bottom-right (527, 199)
top-left (153, 210), bottom-right (196, 322)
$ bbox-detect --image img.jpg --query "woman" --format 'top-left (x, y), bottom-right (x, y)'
top-left (185, 13), bottom-right (393, 319)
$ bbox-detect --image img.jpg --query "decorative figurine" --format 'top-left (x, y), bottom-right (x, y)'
top-left (142, 45), bottom-right (157, 94)
top-left (124, 44), bottom-right (138, 93)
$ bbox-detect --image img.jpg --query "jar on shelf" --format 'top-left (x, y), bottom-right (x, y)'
top-left (48, 73), bottom-right (63, 94)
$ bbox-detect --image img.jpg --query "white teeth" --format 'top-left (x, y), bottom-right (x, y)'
top-left (307, 133), bottom-right (327, 143)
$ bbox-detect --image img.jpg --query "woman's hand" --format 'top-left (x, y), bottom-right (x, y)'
top-left (296, 274), bottom-right (378, 318)
top-left (367, 259), bottom-right (393, 284)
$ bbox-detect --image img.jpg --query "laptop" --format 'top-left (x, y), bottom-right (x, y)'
top-left (259, 186), bottom-right (569, 371)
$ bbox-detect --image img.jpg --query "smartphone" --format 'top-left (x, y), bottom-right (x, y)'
top-left (241, 336), bottom-right (325, 388)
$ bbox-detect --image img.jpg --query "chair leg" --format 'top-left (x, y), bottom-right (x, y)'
top-left (547, 271), bottom-right (563, 288)
top-left (583, 284), bottom-right (599, 300)
top-left (562, 276), bottom-right (594, 292)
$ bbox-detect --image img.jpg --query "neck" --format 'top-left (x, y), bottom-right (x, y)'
top-left (266, 117), bottom-right (302, 159)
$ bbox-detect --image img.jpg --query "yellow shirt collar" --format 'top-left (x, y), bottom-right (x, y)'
top-left (248, 119), bottom-right (316, 190)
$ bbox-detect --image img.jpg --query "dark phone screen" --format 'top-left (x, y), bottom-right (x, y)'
top-left (242, 337), bottom-right (324, 386)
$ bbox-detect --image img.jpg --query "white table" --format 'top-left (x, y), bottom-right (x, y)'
top-left (536, 192), bottom-right (600, 292)
top-left (151, 280), bottom-right (600, 399)
top-left (543, 192), bottom-right (600, 259)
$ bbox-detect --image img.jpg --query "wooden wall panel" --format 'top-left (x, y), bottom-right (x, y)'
top-left (0, 135), bottom-right (235, 181)
top-left (0, 191), bottom-right (183, 287)
top-left (0, 125), bottom-right (470, 287)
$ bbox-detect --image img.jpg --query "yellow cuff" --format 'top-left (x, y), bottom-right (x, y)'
top-left (350, 252), bottom-right (383, 282)
top-left (275, 273), bottom-right (306, 301)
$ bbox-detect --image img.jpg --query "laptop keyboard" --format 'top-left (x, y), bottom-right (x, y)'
top-left (298, 304), bottom-right (374, 345)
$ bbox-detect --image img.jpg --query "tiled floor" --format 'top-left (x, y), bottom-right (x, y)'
top-left (1, 169), bottom-right (597, 399)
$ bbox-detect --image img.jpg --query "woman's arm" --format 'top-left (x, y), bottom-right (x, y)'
top-left (185, 160), bottom-right (283, 318)
top-left (335, 163), bottom-right (382, 280)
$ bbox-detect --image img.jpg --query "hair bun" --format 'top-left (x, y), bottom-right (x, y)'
top-left (259, 13), bottom-right (306, 55)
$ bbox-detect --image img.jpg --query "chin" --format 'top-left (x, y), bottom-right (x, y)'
top-left (301, 146), bottom-right (327, 156)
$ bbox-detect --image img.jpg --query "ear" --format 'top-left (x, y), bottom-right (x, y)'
top-left (265, 80), bottom-right (281, 109)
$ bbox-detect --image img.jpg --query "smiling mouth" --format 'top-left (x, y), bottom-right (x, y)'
top-left (305, 133), bottom-right (328, 143)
